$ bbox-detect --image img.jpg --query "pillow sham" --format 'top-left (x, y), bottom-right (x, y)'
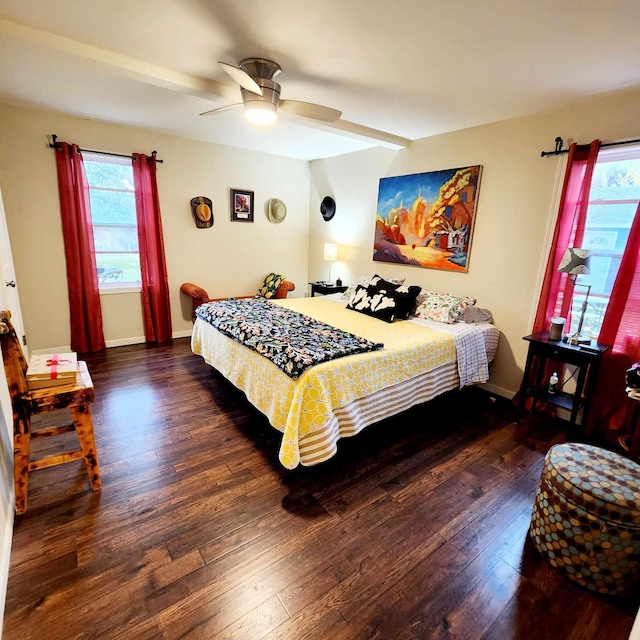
top-left (341, 274), bottom-right (406, 302)
top-left (346, 280), bottom-right (420, 323)
top-left (258, 272), bottom-right (286, 299)
top-left (458, 306), bottom-right (493, 324)
top-left (414, 289), bottom-right (476, 324)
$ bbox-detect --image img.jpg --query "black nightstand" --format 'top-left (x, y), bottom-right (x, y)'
top-left (517, 331), bottom-right (611, 432)
top-left (309, 282), bottom-right (348, 297)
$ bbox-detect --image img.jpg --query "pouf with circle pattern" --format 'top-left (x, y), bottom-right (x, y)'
top-left (529, 442), bottom-right (640, 595)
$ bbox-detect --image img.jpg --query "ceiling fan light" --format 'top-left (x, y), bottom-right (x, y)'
top-left (244, 102), bottom-right (277, 126)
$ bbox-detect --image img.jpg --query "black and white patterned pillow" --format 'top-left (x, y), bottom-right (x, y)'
top-left (346, 279), bottom-right (420, 323)
top-left (393, 284), bottom-right (422, 319)
top-left (341, 274), bottom-right (405, 302)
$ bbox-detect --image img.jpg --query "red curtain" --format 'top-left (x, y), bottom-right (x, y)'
top-left (54, 142), bottom-right (105, 352)
top-left (592, 200), bottom-right (640, 432)
top-left (533, 141), bottom-right (601, 333)
top-left (132, 154), bottom-right (172, 343)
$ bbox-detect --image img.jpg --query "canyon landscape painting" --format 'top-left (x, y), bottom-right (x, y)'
top-left (373, 166), bottom-right (482, 272)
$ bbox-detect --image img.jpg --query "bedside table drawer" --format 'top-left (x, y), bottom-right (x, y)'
top-left (535, 343), bottom-right (593, 367)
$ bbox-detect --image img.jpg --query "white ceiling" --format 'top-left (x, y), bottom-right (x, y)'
top-left (1, 0), bottom-right (639, 160)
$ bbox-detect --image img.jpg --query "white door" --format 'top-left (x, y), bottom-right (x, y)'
top-left (0, 185), bottom-right (28, 360)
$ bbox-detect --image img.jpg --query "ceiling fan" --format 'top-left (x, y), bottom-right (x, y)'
top-left (200, 58), bottom-right (342, 126)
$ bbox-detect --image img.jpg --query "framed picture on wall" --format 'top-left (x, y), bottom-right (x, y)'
top-left (230, 189), bottom-right (254, 222)
top-left (373, 165), bottom-right (482, 272)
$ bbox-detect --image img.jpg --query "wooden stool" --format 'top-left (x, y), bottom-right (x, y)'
top-left (0, 310), bottom-right (101, 514)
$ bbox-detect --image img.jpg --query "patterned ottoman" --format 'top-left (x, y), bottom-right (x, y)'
top-left (529, 442), bottom-right (640, 595)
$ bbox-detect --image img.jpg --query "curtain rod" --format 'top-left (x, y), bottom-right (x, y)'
top-left (49, 134), bottom-right (164, 163)
top-left (541, 136), bottom-right (640, 158)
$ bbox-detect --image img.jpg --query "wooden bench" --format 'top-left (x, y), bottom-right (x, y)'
top-left (180, 280), bottom-right (295, 321)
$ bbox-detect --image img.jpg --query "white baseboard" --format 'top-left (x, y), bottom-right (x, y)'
top-left (104, 336), bottom-right (146, 348)
top-left (0, 500), bottom-right (14, 639)
top-left (32, 345), bottom-right (71, 355)
top-left (31, 329), bottom-right (192, 354)
top-left (106, 329), bottom-right (192, 346)
top-left (481, 382), bottom-right (516, 400)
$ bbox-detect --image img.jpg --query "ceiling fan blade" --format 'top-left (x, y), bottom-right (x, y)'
top-left (278, 100), bottom-right (342, 123)
top-left (218, 62), bottom-right (263, 96)
top-left (199, 103), bottom-right (243, 116)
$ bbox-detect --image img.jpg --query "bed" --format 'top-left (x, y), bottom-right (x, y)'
top-left (191, 293), bottom-right (499, 469)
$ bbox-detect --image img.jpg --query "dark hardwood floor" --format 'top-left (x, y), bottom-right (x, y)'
top-left (3, 339), bottom-right (637, 639)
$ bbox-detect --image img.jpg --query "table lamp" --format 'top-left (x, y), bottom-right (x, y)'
top-left (323, 243), bottom-right (338, 284)
top-left (557, 247), bottom-right (592, 345)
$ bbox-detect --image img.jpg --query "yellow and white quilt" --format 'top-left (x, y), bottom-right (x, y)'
top-left (192, 297), bottom-right (456, 469)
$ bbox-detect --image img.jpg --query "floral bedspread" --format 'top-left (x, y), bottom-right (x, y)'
top-left (195, 298), bottom-right (383, 379)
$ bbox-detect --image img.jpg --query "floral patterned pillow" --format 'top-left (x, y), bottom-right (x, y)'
top-left (258, 272), bottom-right (286, 298)
top-left (414, 289), bottom-right (476, 324)
top-left (341, 274), bottom-right (405, 302)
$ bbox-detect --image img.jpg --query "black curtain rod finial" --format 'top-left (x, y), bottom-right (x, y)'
top-left (541, 136), bottom-right (565, 157)
top-left (554, 137), bottom-right (563, 153)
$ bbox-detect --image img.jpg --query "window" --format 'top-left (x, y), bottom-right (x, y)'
top-left (83, 154), bottom-right (141, 291)
top-left (568, 144), bottom-right (640, 338)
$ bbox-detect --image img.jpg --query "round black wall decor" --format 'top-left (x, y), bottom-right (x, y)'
top-left (320, 196), bottom-right (336, 222)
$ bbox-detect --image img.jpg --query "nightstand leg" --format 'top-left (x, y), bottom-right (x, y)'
top-left (533, 354), bottom-right (547, 414)
top-left (582, 359), bottom-right (601, 437)
top-left (571, 364), bottom-right (588, 429)
top-left (518, 346), bottom-right (537, 418)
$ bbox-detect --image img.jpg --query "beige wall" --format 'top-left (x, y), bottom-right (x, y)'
top-left (309, 88), bottom-right (640, 396)
top-left (1, 89), bottom-right (639, 391)
top-left (0, 105), bottom-right (310, 351)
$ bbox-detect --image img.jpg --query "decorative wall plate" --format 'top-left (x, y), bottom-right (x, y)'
top-left (321, 196), bottom-right (336, 221)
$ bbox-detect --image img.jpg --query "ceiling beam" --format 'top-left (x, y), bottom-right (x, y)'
top-left (308, 118), bottom-right (410, 150)
top-left (0, 18), bottom-right (237, 102)
top-left (0, 18), bottom-right (411, 149)
top-left (276, 110), bottom-right (409, 150)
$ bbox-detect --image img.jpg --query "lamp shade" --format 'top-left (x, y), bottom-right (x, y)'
top-left (324, 243), bottom-right (338, 262)
top-left (558, 247), bottom-right (591, 275)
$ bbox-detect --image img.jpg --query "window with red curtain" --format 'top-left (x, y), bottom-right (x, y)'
top-left (54, 142), bottom-right (106, 353)
top-left (534, 141), bottom-right (640, 436)
top-left (55, 143), bottom-right (171, 348)
top-left (84, 154), bottom-right (141, 289)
